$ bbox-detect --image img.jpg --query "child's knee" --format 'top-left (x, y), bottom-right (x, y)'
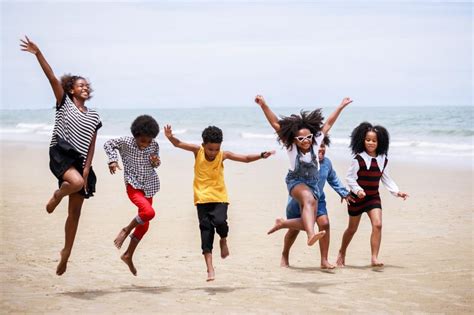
top-left (319, 222), bottom-right (330, 231)
top-left (372, 222), bottom-right (382, 231)
top-left (69, 177), bottom-right (84, 191)
top-left (347, 226), bottom-right (358, 234)
top-left (145, 207), bottom-right (155, 221)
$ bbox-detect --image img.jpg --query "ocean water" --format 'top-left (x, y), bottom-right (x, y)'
top-left (1, 106), bottom-right (472, 168)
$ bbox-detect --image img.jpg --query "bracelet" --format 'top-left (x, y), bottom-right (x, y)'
top-left (260, 151), bottom-right (266, 158)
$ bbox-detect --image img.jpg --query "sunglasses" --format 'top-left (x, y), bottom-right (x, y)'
top-left (294, 134), bottom-right (313, 143)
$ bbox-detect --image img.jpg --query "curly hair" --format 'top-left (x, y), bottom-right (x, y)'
top-left (322, 135), bottom-right (331, 147)
top-left (277, 109), bottom-right (324, 149)
top-left (350, 122), bottom-right (390, 156)
top-left (60, 74), bottom-right (94, 99)
top-left (130, 115), bottom-right (160, 138)
top-left (202, 126), bottom-right (223, 144)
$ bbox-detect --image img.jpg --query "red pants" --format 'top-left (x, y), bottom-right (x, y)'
top-left (127, 184), bottom-right (155, 240)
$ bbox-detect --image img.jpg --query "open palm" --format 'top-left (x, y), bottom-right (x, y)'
top-left (20, 36), bottom-right (40, 55)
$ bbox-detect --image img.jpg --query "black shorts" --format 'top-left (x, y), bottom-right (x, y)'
top-left (49, 137), bottom-right (97, 198)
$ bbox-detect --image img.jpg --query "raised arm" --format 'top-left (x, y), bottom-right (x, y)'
top-left (223, 150), bottom-right (274, 163)
top-left (20, 36), bottom-right (64, 104)
top-left (321, 97), bottom-right (353, 135)
top-left (164, 124), bottom-right (200, 154)
top-left (255, 95), bottom-right (280, 132)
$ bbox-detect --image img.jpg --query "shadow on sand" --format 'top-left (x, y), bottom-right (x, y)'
top-left (187, 285), bottom-right (247, 296)
top-left (59, 285), bottom-right (172, 300)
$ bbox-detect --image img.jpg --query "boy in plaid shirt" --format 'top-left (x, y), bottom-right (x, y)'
top-left (104, 115), bottom-right (160, 276)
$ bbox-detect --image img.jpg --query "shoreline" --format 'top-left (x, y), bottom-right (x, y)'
top-left (1, 138), bottom-right (472, 171)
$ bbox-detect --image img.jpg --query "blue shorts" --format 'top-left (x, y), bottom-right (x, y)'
top-left (286, 176), bottom-right (320, 201)
top-left (286, 197), bottom-right (327, 219)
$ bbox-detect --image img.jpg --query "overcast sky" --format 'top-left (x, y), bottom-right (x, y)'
top-left (1, 0), bottom-right (472, 109)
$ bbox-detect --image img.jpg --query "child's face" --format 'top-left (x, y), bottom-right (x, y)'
top-left (364, 131), bottom-right (378, 155)
top-left (70, 78), bottom-right (91, 100)
top-left (318, 144), bottom-right (326, 162)
top-left (294, 128), bottom-right (313, 152)
top-left (202, 142), bottom-right (221, 161)
top-left (135, 135), bottom-right (154, 150)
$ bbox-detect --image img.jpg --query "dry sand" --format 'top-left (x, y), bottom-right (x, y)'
top-left (1, 142), bottom-right (472, 314)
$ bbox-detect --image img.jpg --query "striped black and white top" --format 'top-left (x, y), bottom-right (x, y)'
top-left (103, 136), bottom-right (161, 198)
top-left (50, 94), bottom-right (102, 166)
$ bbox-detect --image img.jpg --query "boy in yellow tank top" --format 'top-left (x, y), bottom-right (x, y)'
top-left (164, 124), bottom-right (273, 282)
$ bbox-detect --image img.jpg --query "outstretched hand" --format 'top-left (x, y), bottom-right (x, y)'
top-left (254, 95), bottom-right (267, 107)
top-left (397, 191), bottom-right (409, 200)
top-left (20, 35), bottom-right (40, 55)
top-left (340, 97), bottom-right (353, 108)
top-left (261, 150), bottom-right (275, 159)
top-left (164, 124), bottom-right (173, 139)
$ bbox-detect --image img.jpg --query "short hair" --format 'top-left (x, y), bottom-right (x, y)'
top-left (277, 109), bottom-right (324, 149)
top-left (322, 135), bottom-right (331, 147)
top-left (130, 115), bottom-right (160, 138)
top-left (350, 122), bottom-right (390, 155)
top-left (202, 126), bottom-right (223, 144)
top-left (60, 74), bottom-right (93, 99)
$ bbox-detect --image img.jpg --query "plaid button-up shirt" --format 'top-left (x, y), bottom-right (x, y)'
top-left (104, 136), bottom-right (160, 197)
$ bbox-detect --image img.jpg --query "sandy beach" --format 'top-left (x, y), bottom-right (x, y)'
top-left (0, 141), bottom-right (472, 314)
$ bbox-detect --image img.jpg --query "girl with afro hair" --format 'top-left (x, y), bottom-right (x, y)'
top-left (255, 95), bottom-right (352, 247)
top-left (337, 122), bottom-right (409, 268)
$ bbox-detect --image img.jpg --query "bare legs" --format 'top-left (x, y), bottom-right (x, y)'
top-left (268, 184), bottom-right (325, 245)
top-left (367, 209), bottom-right (383, 267)
top-left (114, 219), bottom-right (139, 249)
top-left (337, 209), bottom-right (383, 267)
top-left (121, 237), bottom-right (139, 276)
top-left (46, 167), bottom-right (84, 213)
top-left (201, 238), bottom-right (229, 282)
top-left (47, 167), bottom-right (85, 276)
top-left (281, 229), bottom-right (299, 267)
top-left (204, 253), bottom-right (215, 281)
top-left (280, 215), bottom-right (333, 268)
top-left (56, 192), bottom-right (84, 276)
top-left (316, 215), bottom-right (334, 269)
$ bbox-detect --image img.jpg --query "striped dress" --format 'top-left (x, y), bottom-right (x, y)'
top-left (50, 93), bottom-right (102, 167)
top-left (347, 154), bottom-right (388, 216)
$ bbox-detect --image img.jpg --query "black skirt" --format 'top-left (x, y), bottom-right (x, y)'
top-left (49, 137), bottom-right (97, 198)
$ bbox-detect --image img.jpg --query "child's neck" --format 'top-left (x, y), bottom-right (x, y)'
top-left (365, 150), bottom-right (377, 157)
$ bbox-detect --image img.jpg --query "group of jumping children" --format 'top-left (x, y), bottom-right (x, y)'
top-left (21, 36), bottom-right (408, 281)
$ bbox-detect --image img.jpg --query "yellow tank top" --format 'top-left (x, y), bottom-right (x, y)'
top-left (193, 146), bottom-right (228, 205)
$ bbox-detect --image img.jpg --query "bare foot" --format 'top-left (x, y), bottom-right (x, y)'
top-left (220, 238), bottom-right (229, 259)
top-left (114, 228), bottom-right (129, 249)
top-left (267, 218), bottom-right (285, 235)
top-left (371, 259), bottom-right (384, 267)
top-left (56, 249), bottom-right (70, 276)
top-left (320, 260), bottom-right (336, 270)
top-left (121, 253), bottom-right (137, 276)
top-left (46, 190), bottom-right (62, 214)
top-left (307, 230), bottom-right (326, 246)
top-left (336, 251), bottom-right (345, 267)
top-left (280, 254), bottom-right (290, 268)
top-left (206, 268), bottom-right (215, 282)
